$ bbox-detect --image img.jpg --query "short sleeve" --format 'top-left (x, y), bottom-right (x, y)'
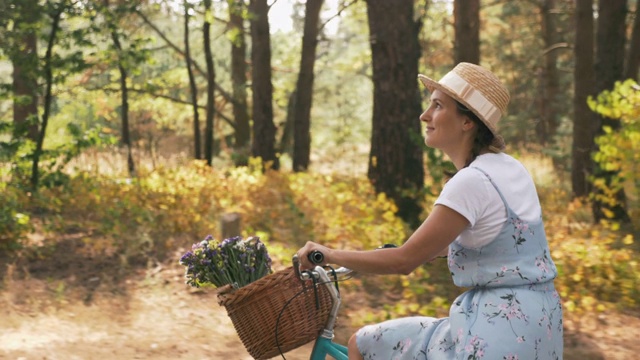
top-left (434, 169), bottom-right (492, 227)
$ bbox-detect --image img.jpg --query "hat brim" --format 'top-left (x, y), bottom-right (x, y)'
top-left (418, 74), bottom-right (499, 137)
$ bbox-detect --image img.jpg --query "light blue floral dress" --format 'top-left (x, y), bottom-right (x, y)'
top-left (356, 168), bottom-right (563, 359)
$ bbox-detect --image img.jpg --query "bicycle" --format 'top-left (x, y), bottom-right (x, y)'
top-left (286, 251), bottom-right (353, 360)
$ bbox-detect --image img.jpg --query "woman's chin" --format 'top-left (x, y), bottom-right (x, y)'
top-left (424, 138), bottom-right (437, 148)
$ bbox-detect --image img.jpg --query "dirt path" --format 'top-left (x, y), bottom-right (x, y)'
top-left (1, 262), bottom-right (638, 360)
top-left (0, 263), bottom-right (317, 360)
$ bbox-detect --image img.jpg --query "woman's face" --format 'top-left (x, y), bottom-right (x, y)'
top-left (419, 89), bottom-right (472, 151)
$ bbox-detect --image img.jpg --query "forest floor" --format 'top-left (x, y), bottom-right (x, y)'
top-left (0, 244), bottom-right (639, 360)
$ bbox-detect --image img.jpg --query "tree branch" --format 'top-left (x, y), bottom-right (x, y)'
top-left (87, 85), bottom-right (235, 128)
top-left (319, 0), bottom-right (358, 32)
top-left (134, 8), bottom-right (237, 106)
top-left (542, 42), bottom-right (571, 56)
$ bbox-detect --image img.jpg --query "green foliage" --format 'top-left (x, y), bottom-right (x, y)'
top-left (0, 184), bottom-right (32, 251)
top-left (588, 80), bottom-right (640, 223)
top-left (0, 121), bottom-right (116, 188)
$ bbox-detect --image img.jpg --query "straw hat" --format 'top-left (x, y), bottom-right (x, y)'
top-left (418, 62), bottom-right (510, 149)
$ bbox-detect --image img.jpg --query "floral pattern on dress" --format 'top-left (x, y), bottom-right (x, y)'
top-left (355, 167), bottom-right (563, 359)
top-left (459, 333), bottom-right (488, 359)
top-left (509, 217), bottom-right (534, 253)
top-left (482, 292), bottom-right (530, 332)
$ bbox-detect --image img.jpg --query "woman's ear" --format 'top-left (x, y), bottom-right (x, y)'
top-left (462, 116), bottom-right (476, 132)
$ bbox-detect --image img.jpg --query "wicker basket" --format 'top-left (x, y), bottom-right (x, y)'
top-left (217, 266), bottom-right (334, 360)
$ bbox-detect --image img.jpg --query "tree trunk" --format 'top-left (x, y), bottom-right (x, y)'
top-left (625, 1), bottom-right (640, 81)
top-left (228, 0), bottom-right (251, 165)
top-left (453, 0), bottom-right (480, 64)
top-left (572, 0), bottom-right (595, 198)
top-left (203, 0), bottom-right (216, 166)
top-left (249, 0), bottom-right (279, 170)
top-left (110, 30), bottom-right (135, 177)
top-left (365, 0), bottom-right (424, 227)
top-left (12, 0), bottom-right (40, 141)
top-left (279, 90), bottom-right (295, 155)
top-left (537, 0), bottom-right (560, 144)
top-left (31, 5), bottom-right (63, 189)
top-left (292, 0), bottom-right (323, 172)
top-left (592, 0), bottom-right (629, 222)
top-left (184, 1), bottom-right (202, 160)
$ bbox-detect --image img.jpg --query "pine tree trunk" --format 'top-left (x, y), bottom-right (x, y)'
top-left (184, 1), bottom-right (201, 160)
top-left (571, 0), bottom-right (595, 198)
top-left (453, 0), bottom-right (480, 64)
top-left (203, 0), bottom-right (216, 166)
top-left (12, 0), bottom-right (40, 141)
top-left (228, 0), bottom-right (251, 165)
top-left (537, 0), bottom-right (560, 144)
top-left (110, 29), bottom-right (135, 177)
top-left (292, 0), bottom-right (323, 172)
top-left (365, 0), bottom-right (424, 227)
top-left (249, 0), bottom-right (279, 170)
top-left (31, 5), bottom-right (62, 189)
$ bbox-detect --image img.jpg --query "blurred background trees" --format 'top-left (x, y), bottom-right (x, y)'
top-left (1, 0), bottom-right (639, 227)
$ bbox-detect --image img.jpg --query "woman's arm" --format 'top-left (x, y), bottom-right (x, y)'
top-left (297, 204), bottom-right (469, 275)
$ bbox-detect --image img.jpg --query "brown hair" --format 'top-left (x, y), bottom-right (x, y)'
top-left (455, 101), bottom-right (500, 168)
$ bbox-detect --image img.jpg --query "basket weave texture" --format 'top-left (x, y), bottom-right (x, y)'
top-left (217, 266), bottom-right (333, 359)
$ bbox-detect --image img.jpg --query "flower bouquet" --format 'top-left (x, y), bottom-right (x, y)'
top-left (179, 235), bottom-right (272, 289)
top-left (179, 234), bottom-right (334, 359)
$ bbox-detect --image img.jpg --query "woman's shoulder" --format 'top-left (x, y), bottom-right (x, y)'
top-left (471, 153), bottom-right (531, 177)
top-left (445, 166), bottom-right (494, 194)
top-left (473, 152), bottom-right (522, 166)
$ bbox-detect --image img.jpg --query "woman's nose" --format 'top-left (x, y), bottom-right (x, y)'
top-left (419, 109), bottom-right (430, 123)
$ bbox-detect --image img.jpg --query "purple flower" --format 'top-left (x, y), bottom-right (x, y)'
top-left (179, 235), bottom-right (272, 289)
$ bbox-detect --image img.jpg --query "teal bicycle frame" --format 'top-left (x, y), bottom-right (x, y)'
top-left (293, 256), bottom-right (352, 360)
top-left (311, 336), bottom-right (348, 360)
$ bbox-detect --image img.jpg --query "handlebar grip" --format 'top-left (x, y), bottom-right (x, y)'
top-left (308, 250), bottom-right (324, 264)
top-left (377, 243), bottom-right (397, 249)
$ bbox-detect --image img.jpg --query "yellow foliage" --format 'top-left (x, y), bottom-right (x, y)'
top-left (3, 149), bottom-right (639, 320)
top-left (589, 79), bottom-right (640, 225)
top-left (10, 158), bottom-right (408, 262)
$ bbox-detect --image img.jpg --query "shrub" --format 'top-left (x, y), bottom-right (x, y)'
top-left (0, 185), bottom-right (32, 251)
top-left (588, 79), bottom-right (640, 225)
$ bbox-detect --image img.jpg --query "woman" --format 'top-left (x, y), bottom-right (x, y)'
top-left (297, 63), bottom-right (563, 359)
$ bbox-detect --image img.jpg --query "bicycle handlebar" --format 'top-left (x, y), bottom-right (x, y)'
top-left (308, 250), bottom-right (324, 264)
top-left (292, 253), bottom-right (352, 281)
top-left (293, 244), bottom-right (398, 281)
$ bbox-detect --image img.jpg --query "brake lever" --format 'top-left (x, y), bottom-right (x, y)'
top-left (292, 254), bottom-right (302, 280)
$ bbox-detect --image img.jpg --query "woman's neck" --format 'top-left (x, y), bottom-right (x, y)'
top-left (449, 147), bottom-right (491, 170)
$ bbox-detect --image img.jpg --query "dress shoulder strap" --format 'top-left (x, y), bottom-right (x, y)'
top-left (469, 166), bottom-right (514, 214)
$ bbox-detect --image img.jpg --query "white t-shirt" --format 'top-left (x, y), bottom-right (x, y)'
top-left (434, 153), bottom-right (542, 249)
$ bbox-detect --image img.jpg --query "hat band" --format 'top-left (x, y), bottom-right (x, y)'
top-left (439, 72), bottom-right (501, 128)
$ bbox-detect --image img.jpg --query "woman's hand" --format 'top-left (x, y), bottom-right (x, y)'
top-left (294, 204), bottom-right (466, 275)
top-left (296, 241), bottom-right (332, 270)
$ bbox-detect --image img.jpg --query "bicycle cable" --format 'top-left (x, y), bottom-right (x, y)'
top-left (275, 267), bottom-right (352, 360)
